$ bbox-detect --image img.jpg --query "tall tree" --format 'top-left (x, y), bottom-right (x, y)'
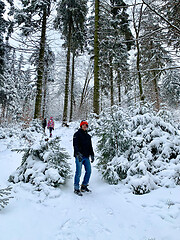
top-left (12, 0), bottom-right (56, 119)
top-left (93, 0), bottom-right (100, 115)
top-left (69, 52), bottom-right (75, 122)
top-left (69, 3), bottom-right (88, 122)
top-left (0, 0), bottom-right (6, 76)
top-left (95, 0), bottom-right (133, 107)
top-left (142, 0), bottom-right (180, 50)
top-left (55, 0), bottom-right (88, 124)
top-left (0, 44), bottom-right (34, 121)
top-left (0, 0), bottom-right (8, 113)
top-left (132, 1), bottom-right (144, 102)
top-left (161, 0), bottom-right (180, 50)
top-left (140, 6), bottom-right (171, 110)
top-left (30, 45), bottom-right (55, 119)
top-left (162, 69), bottom-right (180, 108)
top-left (42, 47), bottom-right (55, 119)
top-left (34, 5), bottom-right (48, 119)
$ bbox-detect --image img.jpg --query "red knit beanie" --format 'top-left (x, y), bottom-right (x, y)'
top-left (80, 120), bottom-right (88, 128)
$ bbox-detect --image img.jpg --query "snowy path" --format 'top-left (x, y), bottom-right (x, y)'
top-left (0, 123), bottom-right (180, 240)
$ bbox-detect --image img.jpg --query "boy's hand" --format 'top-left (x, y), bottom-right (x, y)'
top-left (91, 155), bottom-right (94, 163)
top-left (77, 152), bottom-right (83, 162)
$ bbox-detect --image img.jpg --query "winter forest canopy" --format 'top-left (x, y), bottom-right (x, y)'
top-left (0, 0), bottom-right (179, 123)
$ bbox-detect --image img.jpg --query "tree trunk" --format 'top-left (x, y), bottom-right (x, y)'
top-left (93, 0), bottom-right (100, 115)
top-left (34, 7), bottom-right (47, 119)
top-left (109, 56), bottom-right (114, 106)
top-left (79, 59), bottom-right (93, 111)
top-left (136, 40), bottom-right (144, 101)
top-left (133, 2), bottom-right (144, 102)
top-left (117, 71), bottom-right (121, 104)
top-left (150, 40), bottom-right (160, 111)
top-left (42, 67), bottom-right (48, 119)
top-left (69, 51), bottom-right (75, 122)
top-left (152, 72), bottom-right (160, 111)
top-left (62, 22), bottom-right (72, 124)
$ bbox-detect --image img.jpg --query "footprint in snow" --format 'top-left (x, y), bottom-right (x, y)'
top-left (106, 207), bottom-right (114, 215)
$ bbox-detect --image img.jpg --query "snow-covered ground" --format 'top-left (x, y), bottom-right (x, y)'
top-left (0, 122), bottom-right (180, 240)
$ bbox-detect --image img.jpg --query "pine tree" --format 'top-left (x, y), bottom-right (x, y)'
top-left (29, 45), bottom-right (55, 119)
top-left (9, 137), bottom-right (71, 190)
top-left (11, 0), bottom-right (56, 119)
top-left (0, 0), bottom-right (7, 113)
top-left (160, 0), bottom-right (180, 50)
top-left (93, 0), bottom-right (100, 115)
top-left (69, 52), bottom-right (75, 122)
top-left (34, 4), bottom-right (48, 119)
top-left (132, 1), bottom-right (144, 102)
top-left (1, 45), bottom-right (18, 120)
top-left (55, 0), bottom-right (88, 124)
top-left (162, 69), bottom-right (180, 108)
top-left (0, 0), bottom-right (6, 76)
top-left (1, 42), bottom-right (35, 121)
top-left (69, 1), bottom-right (88, 122)
top-left (140, 6), bottom-right (171, 110)
top-left (132, 1), bottom-right (176, 109)
top-left (143, 0), bottom-right (180, 50)
top-left (42, 47), bottom-right (55, 119)
top-left (96, 0), bottom-right (133, 108)
top-left (95, 105), bottom-right (180, 193)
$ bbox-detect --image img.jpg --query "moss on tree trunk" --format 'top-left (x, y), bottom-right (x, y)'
top-left (62, 22), bottom-right (72, 124)
top-left (69, 51), bottom-right (75, 122)
top-left (117, 71), bottom-right (121, 104)
top-left (109, 56), bottom-right (114, 106)
top-left (93, 0), bottom-right (100, 115)
top-left (34, 7), bottom-right (47, 119)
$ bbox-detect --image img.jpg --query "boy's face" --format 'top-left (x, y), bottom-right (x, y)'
top-left (81, 124), bottom-right (88, 131)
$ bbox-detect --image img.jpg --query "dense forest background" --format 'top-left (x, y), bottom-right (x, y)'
top-left (0, 0), bottom-right (179, 124)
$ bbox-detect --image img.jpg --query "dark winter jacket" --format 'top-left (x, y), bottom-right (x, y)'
top-left (42, 119), bottom-right (47, 128)
top-left (73, 128), bottom-right (94, 158)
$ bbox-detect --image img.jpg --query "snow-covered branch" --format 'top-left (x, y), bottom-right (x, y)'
top-left (0, 186), bottom-right (13, 210)
top-left (142, 0), bottom-right (180, 34)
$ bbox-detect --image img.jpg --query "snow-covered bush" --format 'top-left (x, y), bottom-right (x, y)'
top-left (0, 186), bottom-right (13, 210)
top-left (95, 105), bottom-right (180, 194)
top-left (87, 113), bottom-right (100, 135)
top-left (0, 129), bottom-right (6, 139)
top-left (9, 137), bottom-right (71, 190)
top-left (0, 119), bottom-right (45, 149)
top-left (29, 119), bottom-right (44, 133)
top-left (96, 106), bottom-right (131, 184)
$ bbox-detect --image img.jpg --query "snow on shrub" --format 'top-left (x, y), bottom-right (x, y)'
top-left (95, 105), bottom-right (180, 194)
top-left (9, 137), bottom-right (71, 191)
top-left (0, 186), bottom-right (13, 210)
top-left (0, 119), bottom-right (44, 149)
top-left (28, 119), bottom-right (44, 133)
top-left (96, 106), bottom-right (132, 184)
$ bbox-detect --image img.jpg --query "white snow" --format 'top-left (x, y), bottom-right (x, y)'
top-left (0, 122), bottom-right (180, 240)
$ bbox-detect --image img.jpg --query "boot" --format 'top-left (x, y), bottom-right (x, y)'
top-left (81, 185), bottom-right (92, 192)
top-left (74, 189), bottom-right (83, 196)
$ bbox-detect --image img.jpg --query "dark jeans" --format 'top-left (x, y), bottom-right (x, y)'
top-left (74, 156), bottom-right (91, 190)
top-left (49, 127), bottom-right (53, 137)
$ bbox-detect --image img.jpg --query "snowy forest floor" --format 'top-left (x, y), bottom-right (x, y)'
top-left (0, 122), bottom-right (180, 240)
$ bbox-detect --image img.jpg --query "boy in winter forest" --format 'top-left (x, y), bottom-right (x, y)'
top-left (73, 120), bottom-right (94, 196)
top-left (47, 117), bottom-right (54, 137)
